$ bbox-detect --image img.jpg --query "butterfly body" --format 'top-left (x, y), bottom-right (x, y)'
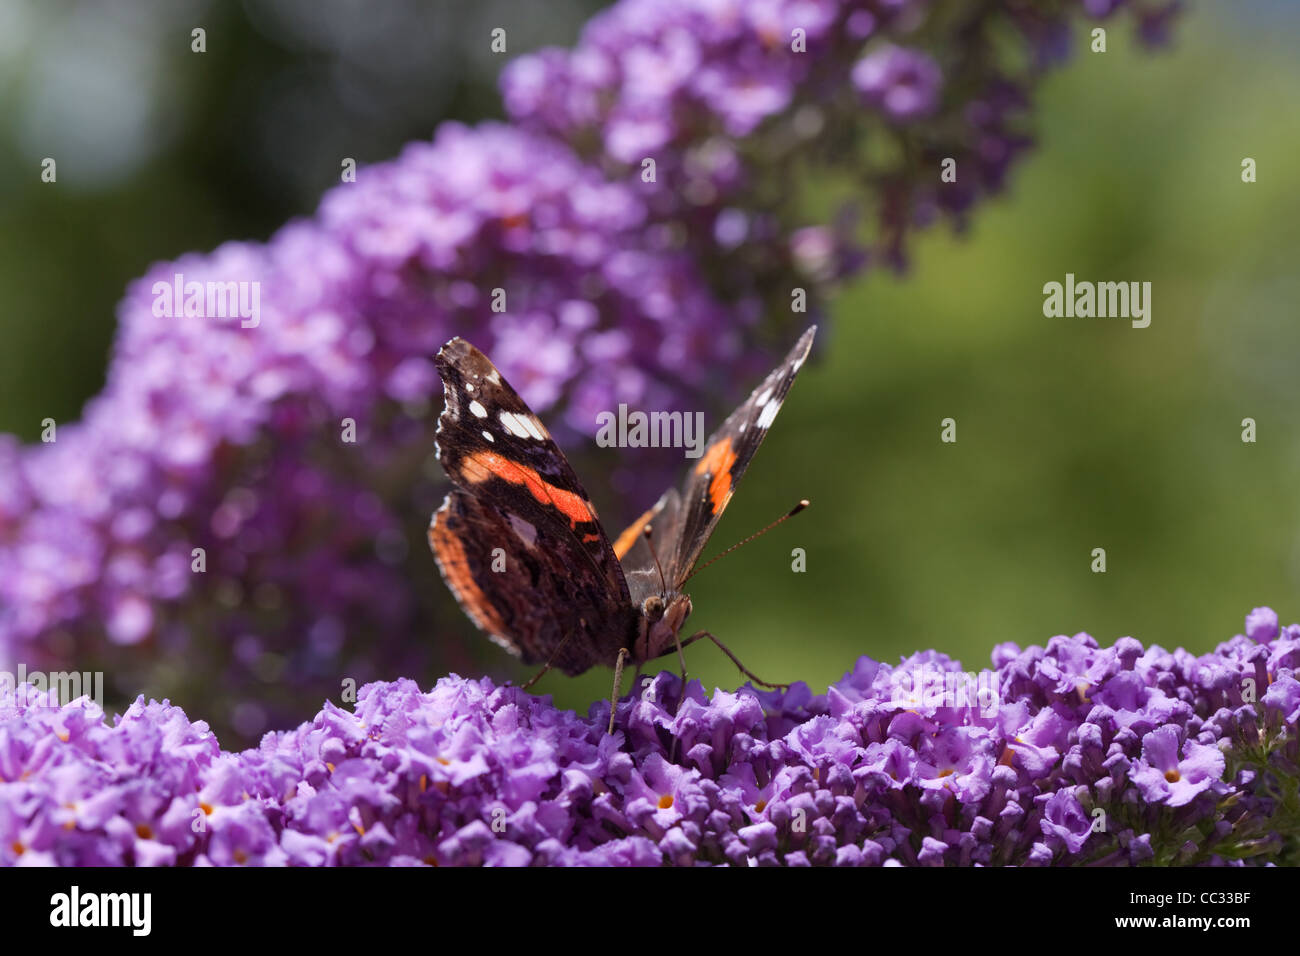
top-left (428, 326), bottom-right (815, 682)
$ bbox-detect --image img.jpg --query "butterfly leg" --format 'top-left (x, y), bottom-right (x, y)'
top-left (519, 658), bottom-right (557, 692)
top-left (665, 630), bottom-right (693, 764)
top-left (607, 647), bottom-right (631, 735)
top-left (519, 632), bottom-right (575, 691)
top-left (672, 629), bottom-right (690, 694)
top-left (684, 630), bottom-right (790, 690)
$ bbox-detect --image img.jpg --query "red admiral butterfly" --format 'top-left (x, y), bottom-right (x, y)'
top-left (429, 326), bottom-right (815, 731)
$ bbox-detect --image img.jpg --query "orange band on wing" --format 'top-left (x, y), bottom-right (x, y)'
top-left (694, 437), bottom-right (738, 514)
top-left (612, 507), bottom-right (656, 560)
top-left (460, 451), bottom-right (596, 529)
top-left (428, 520), bottom-right (508, 638)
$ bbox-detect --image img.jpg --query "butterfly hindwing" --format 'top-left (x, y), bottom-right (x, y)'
top-left (612, 488), bottom-right (683, 608)
top-left (429, 490), bottom-right (634, 673)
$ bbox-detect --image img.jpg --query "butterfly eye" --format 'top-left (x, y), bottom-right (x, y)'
top-left (642, 595), bottom-right (665, 622)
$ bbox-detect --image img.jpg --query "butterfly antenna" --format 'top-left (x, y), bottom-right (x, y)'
top-left (683, 499), bottom-right (809, 584)
top-left (644, 524), bottom-right (668, 594)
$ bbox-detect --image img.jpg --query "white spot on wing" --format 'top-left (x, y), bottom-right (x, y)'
top-left (521, 415), bottom-right (545, 441)
top-left (499, 411), bottom-right (531, 438)
top-left (755, 387), bottom-right (773, 407)
top-left (756, 397), bottom-right (780, 429)
top-left (481, 430), bottom-right (495, 443)
top-left (469, 400), bottom-right (488, 418)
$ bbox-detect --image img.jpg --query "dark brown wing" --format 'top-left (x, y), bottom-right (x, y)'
top-left (666, 326), bottom-right (816, 584)
top-left (430, 491), bottom-right (635, 673)
top-left (429, 337), bottom-right (633, 672)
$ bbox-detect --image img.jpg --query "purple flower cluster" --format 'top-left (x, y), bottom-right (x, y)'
top-left (851, 45), bottom-right (943, 122)
top-left (0, 123), bottom-right (750, 740)
top-left (503, 0), bottom-right (1178, 271)
top-left (0, 0), bottom-right (1181, 743)
top-left (4, 609), bottom-right (1293, 866)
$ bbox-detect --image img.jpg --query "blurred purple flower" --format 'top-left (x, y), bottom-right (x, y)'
top-left (0, 123), bottom-right (752, 741)
top-left (0, 0), bottom-right (1181, 743)
top-left (852, 46), bottom-right (943, 121)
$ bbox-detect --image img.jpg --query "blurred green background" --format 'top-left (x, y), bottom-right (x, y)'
top-left (564, 4), bottom-right (1300, 711)
top-left (655, 6), bottom-right (1300, 702)
top-left (1, 3), bottom-right (1297, 719)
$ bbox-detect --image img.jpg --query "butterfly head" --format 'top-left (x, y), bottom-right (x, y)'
top-left (636, 591), bottom-right (692, 662)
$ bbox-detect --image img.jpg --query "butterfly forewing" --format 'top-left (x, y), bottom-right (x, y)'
top-left (430, 338), bottom-right (633, 669)
top-left (666, 326), bottom-right (816, 584)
